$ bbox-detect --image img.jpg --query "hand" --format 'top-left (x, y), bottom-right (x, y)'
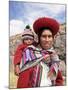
top-left (50, 51), bottom-right (59, 61)
top-left (43, 54), bottom-right (50, 63)
top-left (14, 65), bottom-right (20, 76)
top-left (49, 51), bottom-right (56, 57)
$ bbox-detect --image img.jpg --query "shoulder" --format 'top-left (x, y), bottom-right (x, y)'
top-left (23, 45), bottom-right (40, 53)
top-left (28, 45), bottom-right (36, 49)
top-left (27, 45), bottom-right (40, 51)
top-left (23, 45), bottom-right (35, 52)
top-left (17, 43), bottom-right (27, 50)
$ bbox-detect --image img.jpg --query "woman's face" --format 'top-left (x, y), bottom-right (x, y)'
top-left (40, 29), bottom-right (54, 50)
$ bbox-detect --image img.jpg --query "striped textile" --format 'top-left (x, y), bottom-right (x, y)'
top-left (20, 45), bottom-right (60, 86)
top-left (22, 45), bottom-right (49, 65)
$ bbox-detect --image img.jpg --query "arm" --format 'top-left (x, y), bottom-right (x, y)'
top-left (47, 51), bottom-right (61, 81)
top-left (14, 44), bottom-right (27, 75)
top-left (14, 46), bottom-right (22, 75)
top-left (14, 44), bottom-right (27, 65)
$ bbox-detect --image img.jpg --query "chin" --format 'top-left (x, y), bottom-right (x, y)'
top-left (43, 46), bottom-right (50, 50)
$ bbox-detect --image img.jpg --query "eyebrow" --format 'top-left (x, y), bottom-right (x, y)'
top-left (41, 34), bottom-right (52, 36)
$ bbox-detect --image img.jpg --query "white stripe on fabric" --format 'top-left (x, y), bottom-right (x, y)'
top-left (26, 49), bottom-right (32, 61)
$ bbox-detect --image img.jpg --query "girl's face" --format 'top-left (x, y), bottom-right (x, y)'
top-left (40, 29), bottom-right (54, 50)
top-left (23, 38), bottom-right (34, 45)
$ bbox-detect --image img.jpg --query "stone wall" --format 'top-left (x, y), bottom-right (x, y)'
top-left (54, 24), bottom-right (66, 62)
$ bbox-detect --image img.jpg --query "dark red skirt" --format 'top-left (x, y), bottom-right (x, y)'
top-left (55, 70), bottom-right (64, 86)
top-left (17, 68), bottom-right (64, 88)
top-left (17, 67), bottom-right (34, 88)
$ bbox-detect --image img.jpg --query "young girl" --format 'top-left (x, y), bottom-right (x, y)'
top-left (14, 25), bottom-right (36, 88)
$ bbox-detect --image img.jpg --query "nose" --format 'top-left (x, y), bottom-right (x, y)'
top-left (27, 39), bottom-right (32, 43)
top-left (28, 39), bottom-right (31, 42)
top-left (45, 36), bottom-right (49, 41)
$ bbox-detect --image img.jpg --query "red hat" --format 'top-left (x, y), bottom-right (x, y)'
top-left (33, 17), bottom-right (59, 36)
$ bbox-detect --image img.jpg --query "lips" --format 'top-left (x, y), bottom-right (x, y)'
top-left (43, 43), bottom-right (50, 49)
top-left (43, 43), bottom-right (50, 46)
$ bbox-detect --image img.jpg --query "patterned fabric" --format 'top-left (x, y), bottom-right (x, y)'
top-left (20, 45), bottom-right (49, 65)
top-left (20, 45), bottom-right (60, 86)
top-left (31, 64), bottom-right (40, 87)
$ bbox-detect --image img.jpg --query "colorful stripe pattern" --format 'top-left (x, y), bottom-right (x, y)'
top-left (20, 45), bottom-right (60, 86)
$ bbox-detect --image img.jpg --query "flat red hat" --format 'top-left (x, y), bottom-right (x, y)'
top-left (33, 17), bottom-right (59, 35)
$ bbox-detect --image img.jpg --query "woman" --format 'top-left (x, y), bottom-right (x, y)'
top-left (19, 17), bottom-right (64, 87)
